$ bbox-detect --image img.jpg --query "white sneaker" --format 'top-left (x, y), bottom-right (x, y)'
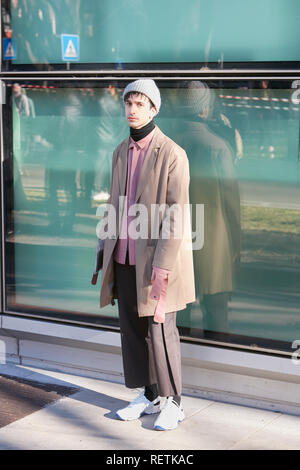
top-left (116, 392), bottom-right (160, 421)
top-left (154, 397), bottom-right (185, 430)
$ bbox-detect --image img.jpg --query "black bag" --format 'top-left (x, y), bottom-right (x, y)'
top-left (91, 238), bottom-right (104, 285)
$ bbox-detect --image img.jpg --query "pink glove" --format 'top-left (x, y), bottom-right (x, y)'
top-left (149, 266), bottom-right (170, 323)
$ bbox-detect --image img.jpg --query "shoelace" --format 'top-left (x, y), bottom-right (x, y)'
top-left (128, 392), bottom-right (147, 407)
top-left (161, 396), bottom-right (181, 411)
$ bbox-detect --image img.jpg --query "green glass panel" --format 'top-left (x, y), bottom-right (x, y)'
top-left (6, 80), bottom-right (300, 350)
top-left (11, 84), bottom-right (127, 318)
top-left (3, 0), bottom-right (300, 65)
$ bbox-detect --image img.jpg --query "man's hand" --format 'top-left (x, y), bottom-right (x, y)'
top-left (150, 266), bottom-right (170, 323)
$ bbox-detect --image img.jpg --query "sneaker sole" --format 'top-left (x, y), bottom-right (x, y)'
top-left (116, 406), bottom-right (160, 421)
top-left (154, 421), bottom-right (181, 431)
top-left (154, 413), bottom-right (185, 431)
top-left (116, 411), bottom-right (129, 421)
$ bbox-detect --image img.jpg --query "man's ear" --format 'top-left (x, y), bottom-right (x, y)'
top-left (150, 106), bottom-right (157, 118)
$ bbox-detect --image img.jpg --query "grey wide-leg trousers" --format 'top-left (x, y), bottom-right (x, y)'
top-left (114, 260), bottom-right (182, 397)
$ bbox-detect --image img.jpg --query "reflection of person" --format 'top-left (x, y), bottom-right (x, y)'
top-left (94, 84), bottom-right (127, 194)
top-left (13, 83), bottom-right (30, 117)
top-left (11, 0), bottom-right (56, 64)
top-left (12, 83), bottom-right (35, 181)
top-left (209, 98), bottom-right (243, 164)
top-left (11, 83), bottom-right (28, 215)
top-left (92, 80), bottom-right (195, 430)
top-left (255, 80), bottom-right (280, 159)
top-left (78, 84), bottom-right (127, 209)
top-left (179, 81), bottom-right (240, 337)
top-left (46, 90), bottom-right (81, 233)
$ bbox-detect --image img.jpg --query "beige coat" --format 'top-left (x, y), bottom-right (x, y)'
top-left (99, 126), bottom-right (195, 317)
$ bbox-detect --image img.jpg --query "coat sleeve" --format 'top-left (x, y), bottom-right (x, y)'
top-left (152, 146), bottom-right (190, 271)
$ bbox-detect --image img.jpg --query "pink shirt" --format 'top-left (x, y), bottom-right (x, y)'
top-left (113, 127), bottom-right (170, 323)
top-left (114, 129), bottom-right (155, 264)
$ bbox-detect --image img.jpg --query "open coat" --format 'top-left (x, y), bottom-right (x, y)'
top-left (98, 126), bottom-right (195, 317)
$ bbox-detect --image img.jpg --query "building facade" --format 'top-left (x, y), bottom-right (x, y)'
top-left (1, 0), bottom-right (300, 413)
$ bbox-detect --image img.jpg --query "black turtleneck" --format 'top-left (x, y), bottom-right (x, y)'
top-left (130, 120), bottom-right (155, 141)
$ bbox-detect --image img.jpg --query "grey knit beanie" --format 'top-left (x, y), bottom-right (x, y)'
top-left (123, 79), bottom-right (161, 113)
top-left (185, 81), bottom-right (212, 116)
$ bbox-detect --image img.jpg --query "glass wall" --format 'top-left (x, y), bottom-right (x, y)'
top-left (2, 0), bottom-right (300, 69)
top-left (2, 78), bottom-right (300, 353)
top-left (1, 0), bottom-right (300, 355)
top-left (3, 81), bottom-right (128, 326)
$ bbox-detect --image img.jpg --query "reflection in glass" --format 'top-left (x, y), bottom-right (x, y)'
top-left (3, 0), bottom-right (300, 66)
top-left (173, 82), bottom-right (241, 339)
top-left (9, 83), bottom-right (127, 317)
top-left (4, 80), bottom-right (300, 351)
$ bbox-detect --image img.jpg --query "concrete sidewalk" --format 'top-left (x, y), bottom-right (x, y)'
top-left (0, 363), bottom-right (300, 450)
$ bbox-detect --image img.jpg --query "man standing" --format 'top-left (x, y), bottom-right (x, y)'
top-left (93, 79), bottom-right (195, 431)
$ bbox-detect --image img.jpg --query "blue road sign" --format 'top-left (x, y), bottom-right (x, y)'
top-left (3, 38), bottom-right (16, 60)
top-left (61, 34), bottom-right (79, 61)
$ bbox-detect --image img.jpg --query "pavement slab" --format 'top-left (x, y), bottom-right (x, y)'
top-left (0, 363), bottom-right (300, 450)
top-left (0, 373), bottom-right (78, 428)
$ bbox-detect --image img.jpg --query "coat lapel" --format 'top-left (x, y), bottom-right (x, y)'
top-left (134, 127), bottom-right (164, 203)
top-left (116, 138), bottom-right (129, 196)
top-left (115, 127), bottom-right (165, 202)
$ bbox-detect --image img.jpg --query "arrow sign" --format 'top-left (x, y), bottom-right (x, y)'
top-left (61, 34), bottom-right (79, 61)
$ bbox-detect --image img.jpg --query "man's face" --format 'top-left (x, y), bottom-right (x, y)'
top-left (124, 93), bottom-right (156, 129)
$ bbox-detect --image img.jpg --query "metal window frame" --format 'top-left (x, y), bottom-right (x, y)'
top-left (0, 75), bottom-right (300, 359)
